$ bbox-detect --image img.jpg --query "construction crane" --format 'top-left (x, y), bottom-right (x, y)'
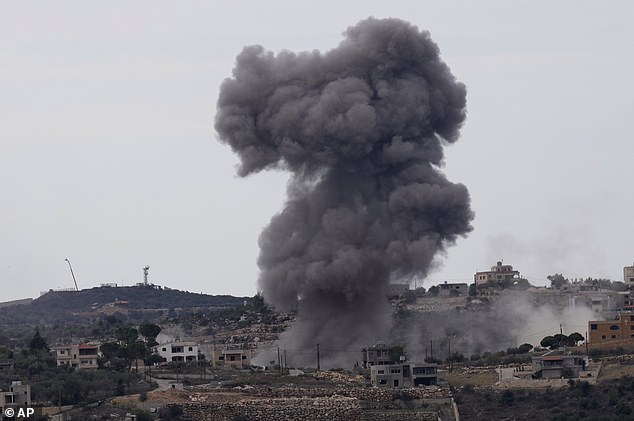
top-left (64, 258), bottom-right (79, 291)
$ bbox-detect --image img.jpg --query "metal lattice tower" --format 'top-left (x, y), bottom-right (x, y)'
top-left (143, 265), bottom-right (150, 285)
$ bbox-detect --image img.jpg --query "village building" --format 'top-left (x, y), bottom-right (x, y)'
top-left (153, 341), bottom-right (200, 362)
top-left (361, 342), bottom-right (398, 369)
top-left (51, 343), bottom-right (100, 369)
top-left (532, 350), bottom-right (587, 379)
top-left (370, 362), bottom-right (438, 388)
top-left (214, 346), bottom-right (252, 369)
top-left (588, 313), bottom-right (634, 344)
top-left (474, 261), bottom-right (520, 286)
top-left (437, 281), bottom-right (469, 297)
top-left (0, 381), bottom-right (31, 408)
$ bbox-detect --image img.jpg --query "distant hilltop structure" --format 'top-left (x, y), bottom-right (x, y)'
top-left (40, 288), bottom-right (77, 296)
top-left (474, 261), bottom-right (520, 286)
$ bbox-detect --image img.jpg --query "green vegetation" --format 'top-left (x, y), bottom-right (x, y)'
top-left (0, 329), bottom-right (151, 406)
top-left (540, 332), bottom-right (584, 349)
top-left (457, 377), bottom-right (634, 420)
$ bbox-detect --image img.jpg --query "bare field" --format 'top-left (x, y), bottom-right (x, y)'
top-left (439, 368), bottom-right (498, 387)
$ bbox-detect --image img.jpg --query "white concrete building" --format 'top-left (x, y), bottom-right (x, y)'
top-left (154, 341), bottom-right (200, 362)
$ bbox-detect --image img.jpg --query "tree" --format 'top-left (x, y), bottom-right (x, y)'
top-left (116, 327), bottom-right (138, 346)
top-left (99, 342), bottom-right (122, 360)
top-left (139, 323), bottom-right (161, 347)
top-left (568, 332), bottom-right (584, 345)
top-left (29, 328), bottom-right (48, 353)
top-left (518, 343), bottom-right (534, 353)
top-left (547, 274), bottom-right (568, 289)
top-left (540, 336), bottom-right (557, 349)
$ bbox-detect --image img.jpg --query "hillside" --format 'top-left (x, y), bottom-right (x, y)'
top-left (0, 285), bottom-right (247, 329)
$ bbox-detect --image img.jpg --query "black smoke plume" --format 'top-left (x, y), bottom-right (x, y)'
top-left (215, 18), bottom-right (473, 367)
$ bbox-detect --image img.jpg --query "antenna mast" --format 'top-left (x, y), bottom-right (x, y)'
top-left (143, 265), bottom-right (150, 285)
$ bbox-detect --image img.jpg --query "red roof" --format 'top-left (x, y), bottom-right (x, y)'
top-left (543, 356), bottom-right (563, 361)
top-left (79, 344), bottom-right (98, 349)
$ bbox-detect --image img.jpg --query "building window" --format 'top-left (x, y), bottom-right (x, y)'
top-left (602, 335), bottom-right (606, 339)
top-left (612, 335), bottom-right (617, 339)
top-left (590, 324), bottom-right (597, 330)
top-left (189, 347), bottom-right (193, 351)
top-left (377, 370), bottom-right (384, 374)
top-left (391, 369), bottom-right (401, 374)
top-left (162, 348), bottom-right (166, 352)
top-left (610, 325), bottom-right (620, 330)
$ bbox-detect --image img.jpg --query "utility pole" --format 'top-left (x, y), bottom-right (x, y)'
top-left (317, 344), bottom-right (320, 370)
top-left (277, 347), bottom-right (281, 373)
top-left (65, 258), bottom-right (79, 291)
top-left (284, 349), bottom-right (287, 371)
top-left (448, 337), bottom-right (452, 372)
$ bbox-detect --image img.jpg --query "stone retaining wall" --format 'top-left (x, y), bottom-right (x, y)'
top-left (179, 396), bottom-right (362, 421)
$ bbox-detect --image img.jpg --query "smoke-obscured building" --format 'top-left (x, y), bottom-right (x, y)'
top-left (474, 261), bottom-right (520, 286)
top-left (437, 281), bottom-right (469, 297)
top-left (362, 342), bottom-right (399, 368)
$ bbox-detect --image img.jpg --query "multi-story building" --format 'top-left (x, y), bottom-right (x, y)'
top-left (0, 381), bottom-right (31, 409)
top-left (154, 341), bottom-right (200, 362)
top-left (474, 261), bottom-right (520, 286)
top-left (370, 362), bottom-right (438, 388)
top-left (52, 343), bottom-right (100, 369)
top-left (362, 342), bottom-right (398, 369)
top-left (211, 346), bottom-right (252, 369)
top-left (588, 313), bottom-right (634, 344)
top-left (624, 264), bottom-right (634, 286)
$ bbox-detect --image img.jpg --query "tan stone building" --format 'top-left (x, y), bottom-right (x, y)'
top-left (588, 313), bottom-right (634, 344)
top-left (52, 343), bottom-right (100, 369)
top-left (474, 261), bottom-right (520, 286)
top-left (212, 346), bottom-right (252, 369)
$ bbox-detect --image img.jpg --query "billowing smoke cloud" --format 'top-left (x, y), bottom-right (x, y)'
top-left (395, 293), bottom-right (596, 361)
top-left (215, 18), bottom-right (473, 367)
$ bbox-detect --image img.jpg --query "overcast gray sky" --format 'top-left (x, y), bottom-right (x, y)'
top-left (1, 1), bottom-right (632, 302)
